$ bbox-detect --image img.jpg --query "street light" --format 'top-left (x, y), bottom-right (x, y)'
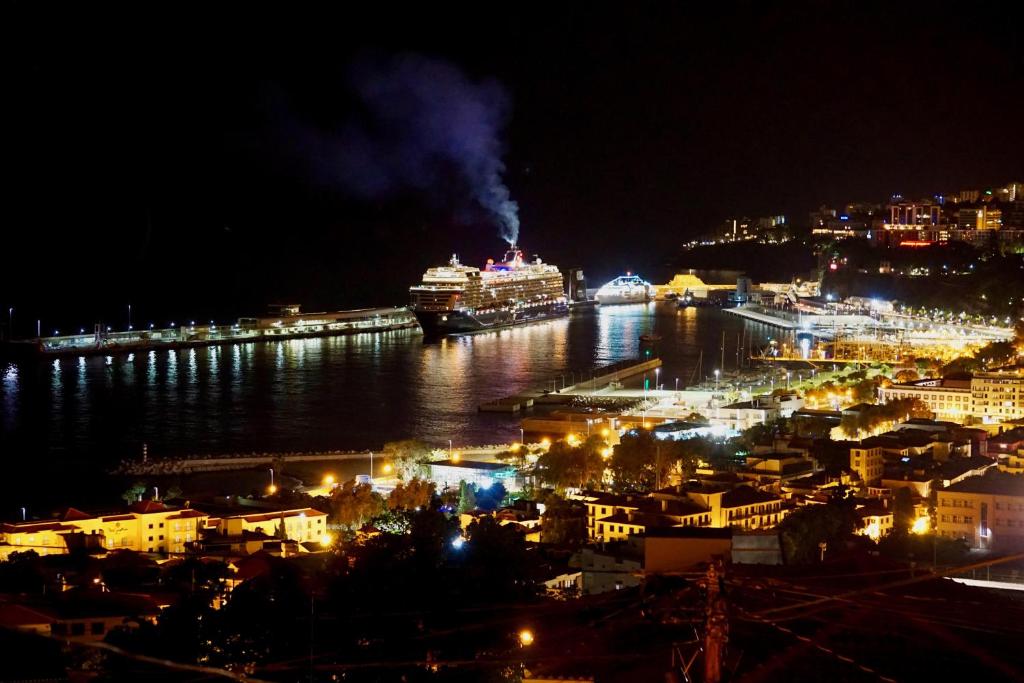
top-left (655, 367), bottom-right (661, 390)
top-left (518, 629), bottom-right (535, 647)
top-left (322, 474), bottom-right (335, 487)
top-left (714, 369), bottom-right (720, 390)
top-left (786, 371), bottom-right (791, 390)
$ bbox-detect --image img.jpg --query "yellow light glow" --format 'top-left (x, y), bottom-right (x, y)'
top-left (452, 452), bottom-right (461, 463)
top-left (518, 629), bottom-right (534, 647)
top-left (566, 434), bottom-right (579, 447)
top-left (601, 428), bottom-right (610, 438)
top-left (267, 484), bottom-right (278, 495)
top-left (911, 516), bottom-right (930, 534)
top-left (643, 422), bottom-right (651, 429)
top-left (510, 443), bottom-right (521, 452)
top-left (540, 438), bottom-right (551, 448)
top-left (382, 463), bottom-right (393, 474)
top-left (322, 474), bottom-right (335, 487)
top-left (319, 533), bottom-right (334, 546)
top-left (864, 521), bottom-right (881, 541)
top-left (601, 447), bottom-right (613, 459)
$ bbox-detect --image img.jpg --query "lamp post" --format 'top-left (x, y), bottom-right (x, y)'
top-left (7, 307), bottom-right (12, 340)
top-left (520, 428), bottom-right (524, 446)
top-left (714, 369), bottom-right (720, 391)
top-left (786, 371), bottom-right (791, 390)
top-left (655, 367), bottom-right (661, 391)
top-left (128, 303), bottom-right (132, 331)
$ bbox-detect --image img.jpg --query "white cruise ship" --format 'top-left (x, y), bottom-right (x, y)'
top-left (409, 245), bottom-right (568, 336)
top-left (595, 274), bottom-right (653, 305)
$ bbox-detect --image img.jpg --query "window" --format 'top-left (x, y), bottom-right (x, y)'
top-left (159, 535), bottom-right (164, 541)
top-left (71, 623), bottom-right (85, 636)
top-left (91, 622), bottom-right (105, 635)
top-left (148, 524), bottom-right (153, 529)
top-left (148, 536), bottom-right (153, 541)
top-left (159, 523), bottom-right (164, 528)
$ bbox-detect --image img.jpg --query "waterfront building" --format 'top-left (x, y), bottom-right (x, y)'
top-left (937, 473), bottom-right (1024, 550)
top-left (429, 459), bottom-right (522, 493)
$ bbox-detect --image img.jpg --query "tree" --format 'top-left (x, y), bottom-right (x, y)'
top-left (387, 477), bottom-right (435, 511)
top-left (778, 499), bottom-right (860, 564)
top-left (330, 481), bottom-right (385, 529)
top-left (609, 430), bottom-right (660, 492)
top-left (536, 437), bottom-right (604, 491)
top-left (383, 439), bottom-right (433, 480)
top-left (540, 494), bottom-right (587, 545)
top-left (462, 516), bottom-right (538, 601)
top-left (121, 481), bottom-right (146, 504)
top-left (893, 368), bottom-right (919, 383)
top-left (457, 480), bottom-right (477, 513)
top-left (974, 340), bottom-right (1017, 369)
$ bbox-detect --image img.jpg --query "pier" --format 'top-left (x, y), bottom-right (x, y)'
top-left (113, 444), bottom-right (514, 476)
top-left (479, 357), bottom-right (663, 411)
top-left (1, 306), bottom-right (420, 358)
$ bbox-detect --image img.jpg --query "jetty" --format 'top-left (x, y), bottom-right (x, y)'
top-left (479, 357), bottom-right (663, 412)
top-left (2, 305), bottom-right (419, 359)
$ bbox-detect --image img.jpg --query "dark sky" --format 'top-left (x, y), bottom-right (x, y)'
top-left (3, 2), bottom-right (1022, 332)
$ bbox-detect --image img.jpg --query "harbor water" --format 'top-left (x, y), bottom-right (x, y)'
top-left (0, 304), bottom-right (788, 507)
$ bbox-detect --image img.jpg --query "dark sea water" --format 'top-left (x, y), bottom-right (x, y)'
top-left (0, 304), bottom-right (784, 509)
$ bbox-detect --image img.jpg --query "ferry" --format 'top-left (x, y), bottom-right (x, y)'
top-left (409, 245), bottom-right (568, 336)
top-left (595, 274), bottom-right (652, 305)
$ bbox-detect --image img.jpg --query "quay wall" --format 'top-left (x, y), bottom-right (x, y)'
top-left (114, 445), bottom-right (514, 476)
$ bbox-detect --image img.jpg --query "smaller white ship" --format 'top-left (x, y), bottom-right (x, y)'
top-left (595, 273), bottom-right (653, 305)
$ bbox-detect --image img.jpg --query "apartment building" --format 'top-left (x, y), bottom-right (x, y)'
top-left (936, 474), bottom-right (1024, 550)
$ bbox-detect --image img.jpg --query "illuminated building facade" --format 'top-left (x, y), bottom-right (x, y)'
top-left (0, 502), bottom-right (208, 560)
top-left (878, 377), bottom-right (972, 421)
top-left (849, 446), bottom-right (884, 485)
top-left (937, 474), bottom-right (1024, 550)
top-left (971, 373), bottom-right (1024, 423)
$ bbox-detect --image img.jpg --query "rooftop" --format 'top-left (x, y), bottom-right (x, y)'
top-left (721, 487), bottom-right (780, 508)
top-left (944, 473), bottom-right (1024, 497)
top-left (430, 459), bottom-right (515, 471)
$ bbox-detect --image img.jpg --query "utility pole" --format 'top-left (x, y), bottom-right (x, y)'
top-left (702, 561), bottom-right (728, 683)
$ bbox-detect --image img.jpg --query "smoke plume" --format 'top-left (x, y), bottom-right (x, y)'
top-left (287, 53), bottom-right (520, 246)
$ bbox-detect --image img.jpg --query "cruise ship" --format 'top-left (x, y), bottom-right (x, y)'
top-left (595, 274), bottom-right (653, 305)
top-left (409, 246), bottom-right (568, 336)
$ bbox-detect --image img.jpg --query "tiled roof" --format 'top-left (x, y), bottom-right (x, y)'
top-left (944, 474), bottom-right (1024, 497)
top-left (721, 487), bottom-right (780, 508)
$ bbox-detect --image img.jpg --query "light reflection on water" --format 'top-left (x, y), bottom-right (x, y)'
top-left (0, 305), bottom-right (788, 472)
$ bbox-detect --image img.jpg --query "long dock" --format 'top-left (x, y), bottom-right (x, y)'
top-left (113, 445), bottom-right (513, 476)
top-left (723, 305), bottom-right (799, 329)
top-left (1, 307), bottom-right (420, 358)
top-left (479, 357), bottom-right (663, 411)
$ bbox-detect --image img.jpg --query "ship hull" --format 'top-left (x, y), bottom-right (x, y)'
top-left (595, 293), bottom-right (650, 305)
top-left (414, 301), bottom-right (568, 337)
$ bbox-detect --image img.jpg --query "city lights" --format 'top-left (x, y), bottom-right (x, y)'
top-left (518, 629), bottom-right (535, 647)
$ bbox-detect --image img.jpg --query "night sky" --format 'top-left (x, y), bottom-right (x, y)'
top-left (3, 2), bottom-right (1022, 333)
